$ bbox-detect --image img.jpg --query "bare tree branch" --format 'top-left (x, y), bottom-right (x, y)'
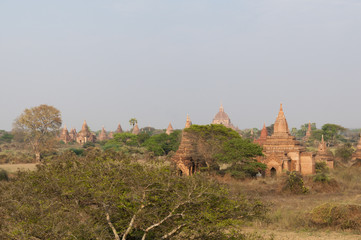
top-left (106, 211), bottom-right (120, 240)
top-left (161, 224), bottom-right (186, 239)
top-left (122, 189), bottom-right (147, 240)
top-left (141, 201), bottom-right (188, 240)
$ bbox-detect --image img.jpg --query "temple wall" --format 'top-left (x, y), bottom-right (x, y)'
top-left (287, 151), bottom-right (300, 171)
top-left (326, 160), bottom-right (334, 169)
top-left (300, 153), bottom-right (315, 175)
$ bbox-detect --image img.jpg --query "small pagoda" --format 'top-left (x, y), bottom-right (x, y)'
top-left (166, 123), bottom-right (174, 135)
top-left (98, 126), bottom-right (108, 141)
top-left (76, 120), bottom-right (96, 144)
top-left (314, 135), bottom-right (334, 169)
top-left (60, 125), bottom-right (71, 143)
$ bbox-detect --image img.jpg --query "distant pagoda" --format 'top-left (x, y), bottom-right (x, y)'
top-left (254, 123), bottom-right (268, 146)
top-left (211, 104), bottom-right (236, 130)
top-left (115, 124), bottom-right (123, 133)
top-left (166, 123), bottom-right (174, 135)
top-left (132, 123), bottom-right (140, 135)
top-left (98, 126), bottom-right (108, 141)
top-left (60, 125), bottom-right (71, 143)
top-left (185, 114), bottom-right (192, 128)
top-left (76, 120), bottom-right (96, 144)
top-left (315, 135), bottom-right (334, 169)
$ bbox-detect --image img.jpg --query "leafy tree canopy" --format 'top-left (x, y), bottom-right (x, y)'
top-left (12, 104), bottom-right (62, 162)
top-left (142, 130), bottom-right (181, 156)
top-left (185, 124), bottom-right (266, 177)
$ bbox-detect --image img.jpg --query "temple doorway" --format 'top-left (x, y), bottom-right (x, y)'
top-left (270, 167), bottom-right (277, 177)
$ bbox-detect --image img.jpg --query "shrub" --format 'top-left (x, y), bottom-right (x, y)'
top-left (315, 161), bottom-right (329, 174)
top-left (82, 142), bottom-right (95, 148)
top-left (0, 169), bottom-right (9, 181)
top-left (283, 172), bottom-right (309, 194)
top-left (310, 203), bottom-right (361, 231)
top-left (335, 143), bottom-right (354, 163)
top-left (313, 173), bottom-right (330, 183)
top-left (69, 148), bottom-right (84, 156)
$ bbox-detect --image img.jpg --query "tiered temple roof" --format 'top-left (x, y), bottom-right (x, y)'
top-left (304, 122), bottom-right (312, 141)
top-left (259, 104), bottom-right (315, 175)
top-left (116, 124), bottom-right (123, 133)
top-left (166, 123), bottom-right (174, 135)
top-left (108, 131), bottom-right (114, 139)
top-left (254, 123), bottom-right (268, 146)
top-left (69, 128), bottom-right (77, 142)
top-left (315, 135), bottom-right (334, 168)
top-left (185, 114), bottom-right (192, 128)
top-left (262, 104), bottom-right (305, 154)
top-left (76, 120), bottom-right (96, 144)
top-left (60, 125), bottom-right (71, 143)
top-left (98, 126), bottom-right (108, 141)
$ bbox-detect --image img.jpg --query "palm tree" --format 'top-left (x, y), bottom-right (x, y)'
top-left (129, 118), bottom-right (138, 128)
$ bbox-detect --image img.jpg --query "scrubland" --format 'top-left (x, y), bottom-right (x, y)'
top-left (217, 166), bottom-right (361, 239)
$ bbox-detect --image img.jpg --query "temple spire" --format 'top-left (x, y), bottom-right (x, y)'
top-left (273, 104), bottom-right (289, 135)
top-left (260, 123), bottom-right (267, 138)
top-left (318, 135), bottom-right (327, 152)
top-left (98, 126), bottom-right (108, 141)
top-left (166, 122), bottom-right (174, 135)
top-left (116, 123), bottom-right (123, 133)
top-left (185, 114), bottom-right (192, 128)
top-left (220, 102), bottom-right (224, 112)
top-left (81, 120), bottom-right (89, 132)
top-left (132, 123), bottom-right (140, 135)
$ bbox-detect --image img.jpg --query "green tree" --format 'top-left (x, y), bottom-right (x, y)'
top-left (321, 124), bottom-right (346, 146)
top-left (0, 130), bottom-right (14, 143)
top-left (292, 123), bottom-right (317, 139)
top-left (335, 143), bottom-right (354, 163)
top-left (13, 104), bottom-right (62, 162)
top-left (185, 124), bottom-right (266, 177)
top-left (142, 130), bottom-right (181, 156)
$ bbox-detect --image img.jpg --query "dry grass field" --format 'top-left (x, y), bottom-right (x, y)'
top-left (0, 163), bottom-right (37, 173)
top-left (217, 167), bottom-right (361, 239)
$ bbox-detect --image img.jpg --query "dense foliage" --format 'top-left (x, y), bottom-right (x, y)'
top-left (142, 130), bottom-right (181, 156)
top-left (0, 150), bottom-right (267, 239)
top-left (0, 130), bottom-right (13, 143)
top-left (185, 125), bottom-right (266, 177)
top-left (335, 143), bottom-right (354, 163)
top-left (102, 131), bottom-right (181, 156)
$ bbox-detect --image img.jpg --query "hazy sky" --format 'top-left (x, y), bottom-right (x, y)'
top-left (1, 0), bottom-right (361, 131)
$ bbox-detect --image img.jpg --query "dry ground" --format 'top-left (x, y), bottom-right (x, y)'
top-left (218, 168), bottom-right (361, 239)
top-left (0, 163), bottom-right (37, 173)
top-left (243, 227), bottom-right (361, 240)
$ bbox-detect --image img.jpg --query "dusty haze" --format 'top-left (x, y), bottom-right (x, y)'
top-left (1, 0), bottom-right (360, 131)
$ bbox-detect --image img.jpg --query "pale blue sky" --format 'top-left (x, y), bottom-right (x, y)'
top-left (1, 0), bottom-right (361, 131)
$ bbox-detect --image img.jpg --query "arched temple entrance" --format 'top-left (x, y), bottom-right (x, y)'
top-left (270, 167), bottom-right (277, 177)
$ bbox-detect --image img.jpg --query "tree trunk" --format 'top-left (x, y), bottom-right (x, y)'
top-left (35, 151), bottom-right (41, 162)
